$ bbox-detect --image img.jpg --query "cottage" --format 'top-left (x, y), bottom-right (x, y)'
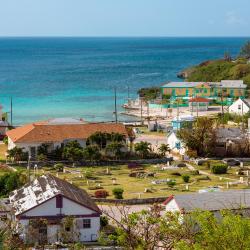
top-left (229, 98), bottom-right (250, 115)
top-left (9, 174), bottom-right (101, 244)
top-left (164, 190), bottom-right (250, 216)
top-left (166, 131), bottom-right (185, 155)
top-left (6, 121), bottom-right (130, 158)
top-left (171, 115), bottom-right (194, 130)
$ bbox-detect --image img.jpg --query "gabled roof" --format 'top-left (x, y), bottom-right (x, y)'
top-left (164, 190), bottom-right (250, 212)
top-left (9, 174), bottom-right (101, 216)
top-left (216, 127), bottom-right (245, 142)
top-left (7, 122), bottom-right (128, 143)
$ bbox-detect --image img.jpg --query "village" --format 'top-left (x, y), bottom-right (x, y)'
top-left (0, 77), bottom-right (250, 249)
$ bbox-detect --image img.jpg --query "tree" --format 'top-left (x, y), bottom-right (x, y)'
top-left (158, 143), bottom-right (171, 156)
top-left (106, 142), bottom-right (124, 160)
top-left (177, 117), bottom-right (216, 157)
top-left (100, 205), bottom-right (193, 250)
top-left (112, 188), bottom-right (124, 199)
top-left (239, 41), bottom-right (250, 59)
top-left (62, 141), bottom-right (83, 161)
top-left (177, 210), bottom-right (250, 250)
top-left (100, 205), bottom-right (250, 250)
top-left (134, 141), bottom-right (152, 158)
top-left (7, 147), bottom-right (27, 162)
top-left (83, 145), bottom-right (101, 162)
top-left (0, 172), bottom-right (27, 197)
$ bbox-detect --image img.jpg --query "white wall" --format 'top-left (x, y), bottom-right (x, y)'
top-left (167, 133), bottom-right (178, 149)
top-left (165, 198), bottom-right (180, 212)
top-left (229, 99), bottom-right (250, 115)
top-left (18, 196), bottom-right (100, 243)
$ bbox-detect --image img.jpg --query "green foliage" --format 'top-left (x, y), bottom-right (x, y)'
top-left (37, 143), bottom-right (49, 156)
top-left (211, 164), bottom-right (228, 174)
top-left (0, 172), bottom-right (27, 197)
top-left (105, 142), bottom-right (124, 159)
top-left (3, 137), bottom-right (8, 146)
top-left (177, 117), bottom-right (216, 157)
top-left (54, 163), bottom-right (64, 172)
top-left (176, 210), bottom-right (250, 250)
top-left (7, 147), bottom-right (28, 162)
top-left (100, 216), bottom-right (109, 228)
top-left (167, 179), bottom-right (176, 188)
top-left (134, 141), bottom-right (152, 159)
top-left (239, 41), bottom-right (250, 59)
top-left (187, 57), bottom-right (250, 87)
top-left (63, 140), bottom-right (83, 161)
top-left (112, 187), bottom-right (124, 199)
top-left (137, 87), bottom-right (161, 101)
top-left (182, 174), bottom-right (190, 183)
top-left (158, 143), bottom-right (171, 156)
top-left (83, 145), bottom-right (101, 162)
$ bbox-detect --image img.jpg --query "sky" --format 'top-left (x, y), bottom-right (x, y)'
top-left (0, 0), bottom-right (249, 37)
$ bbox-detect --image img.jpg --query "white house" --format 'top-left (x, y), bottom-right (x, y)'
top-left (6, 120), bottom-right (130, 158)
top-left (166, 131), bottom-right (185, 155)
top-left (163, 190), bottom-right (250, 215)
top-left (9, 174), bottom-right (101, 245)
top-left (229, 98), bottom-right (250, 115)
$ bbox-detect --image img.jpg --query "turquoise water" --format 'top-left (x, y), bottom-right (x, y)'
top-left (0, 37), bottom-right (249, 125)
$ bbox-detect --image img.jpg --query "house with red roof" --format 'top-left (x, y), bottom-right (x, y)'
top-left (6, 120), bottom-right (130, 158)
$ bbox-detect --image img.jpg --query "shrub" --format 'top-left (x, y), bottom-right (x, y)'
top-left (182, 175), bottom-right (190, 183)
top-left (100, 216), bottom-right (109, 227)
top-left (54, 163), bottom-right (64, 172)
top-left (211, 164), bottom-right (228, 174)
top-left (112, 187), bottom-right (124, 199)
top-left (167, 180), bottom-right (176, 188)
top-left (94, 190), bottom-right (109, 198)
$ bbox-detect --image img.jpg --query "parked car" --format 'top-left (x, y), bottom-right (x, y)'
top-left (223, 159), bottom-right (240, 166)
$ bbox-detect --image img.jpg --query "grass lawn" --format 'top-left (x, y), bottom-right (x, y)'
top-left (13, 163), bottom-right (249, 200)
top-left (136, 127), bottom-right (166, 137)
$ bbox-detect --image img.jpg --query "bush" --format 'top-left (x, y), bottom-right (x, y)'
top-left (54, 163), bottom-right (64, 172)
top-left (167, 180), bottom-right (176, 188)
top-left (100, 216), bottom-right (109, 227)
top-left (211, 164), bottom-right (228, 174)
top-left (112, 187), bottom-right (124, 199)
top-left (182, 175), bottom-right (190, 183)
top-left (94, 190), bottom-right (109, 198)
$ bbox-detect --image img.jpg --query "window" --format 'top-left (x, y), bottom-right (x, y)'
top-left (56, 195), bottom-right (63, 208)
top-left (83, 219), bottom-right (91, 229)
top-left (238, 105), bottom-right (242, 110)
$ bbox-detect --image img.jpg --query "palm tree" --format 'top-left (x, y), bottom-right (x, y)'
top-left (134, 141), bottom-right (152, 158)
top-left (158, 143), bottom-right (171, 157)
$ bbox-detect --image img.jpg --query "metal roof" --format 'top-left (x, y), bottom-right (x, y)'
top-left (9, 174), bottom-right (101, 216)
top-left (166, 190), bottom-right (250, 212)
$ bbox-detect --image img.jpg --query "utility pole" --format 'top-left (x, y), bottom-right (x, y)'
top-left (114, 87), bottom-right (118, 123)
top-left (140, 97), bottom-right (143, 125)
top-left (27, 155), bottom-right (31, 184)
top-left (10, 97), bottom-right (13, 126)
top-left (127, 85), bottom-right (130, 99)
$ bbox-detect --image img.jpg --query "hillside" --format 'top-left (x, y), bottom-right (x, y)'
top-left (179, 58), bottom-right (250, 87)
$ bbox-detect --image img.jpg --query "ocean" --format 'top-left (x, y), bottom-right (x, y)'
top-left (0, 37), bottom-right (249, 125)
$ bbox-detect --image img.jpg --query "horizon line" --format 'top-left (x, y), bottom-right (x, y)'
top-left (0, 35), bottom-right (249, 39)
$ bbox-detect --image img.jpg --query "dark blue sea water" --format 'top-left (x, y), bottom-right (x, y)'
top-left (0, 37), bottom-right (249, 125)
